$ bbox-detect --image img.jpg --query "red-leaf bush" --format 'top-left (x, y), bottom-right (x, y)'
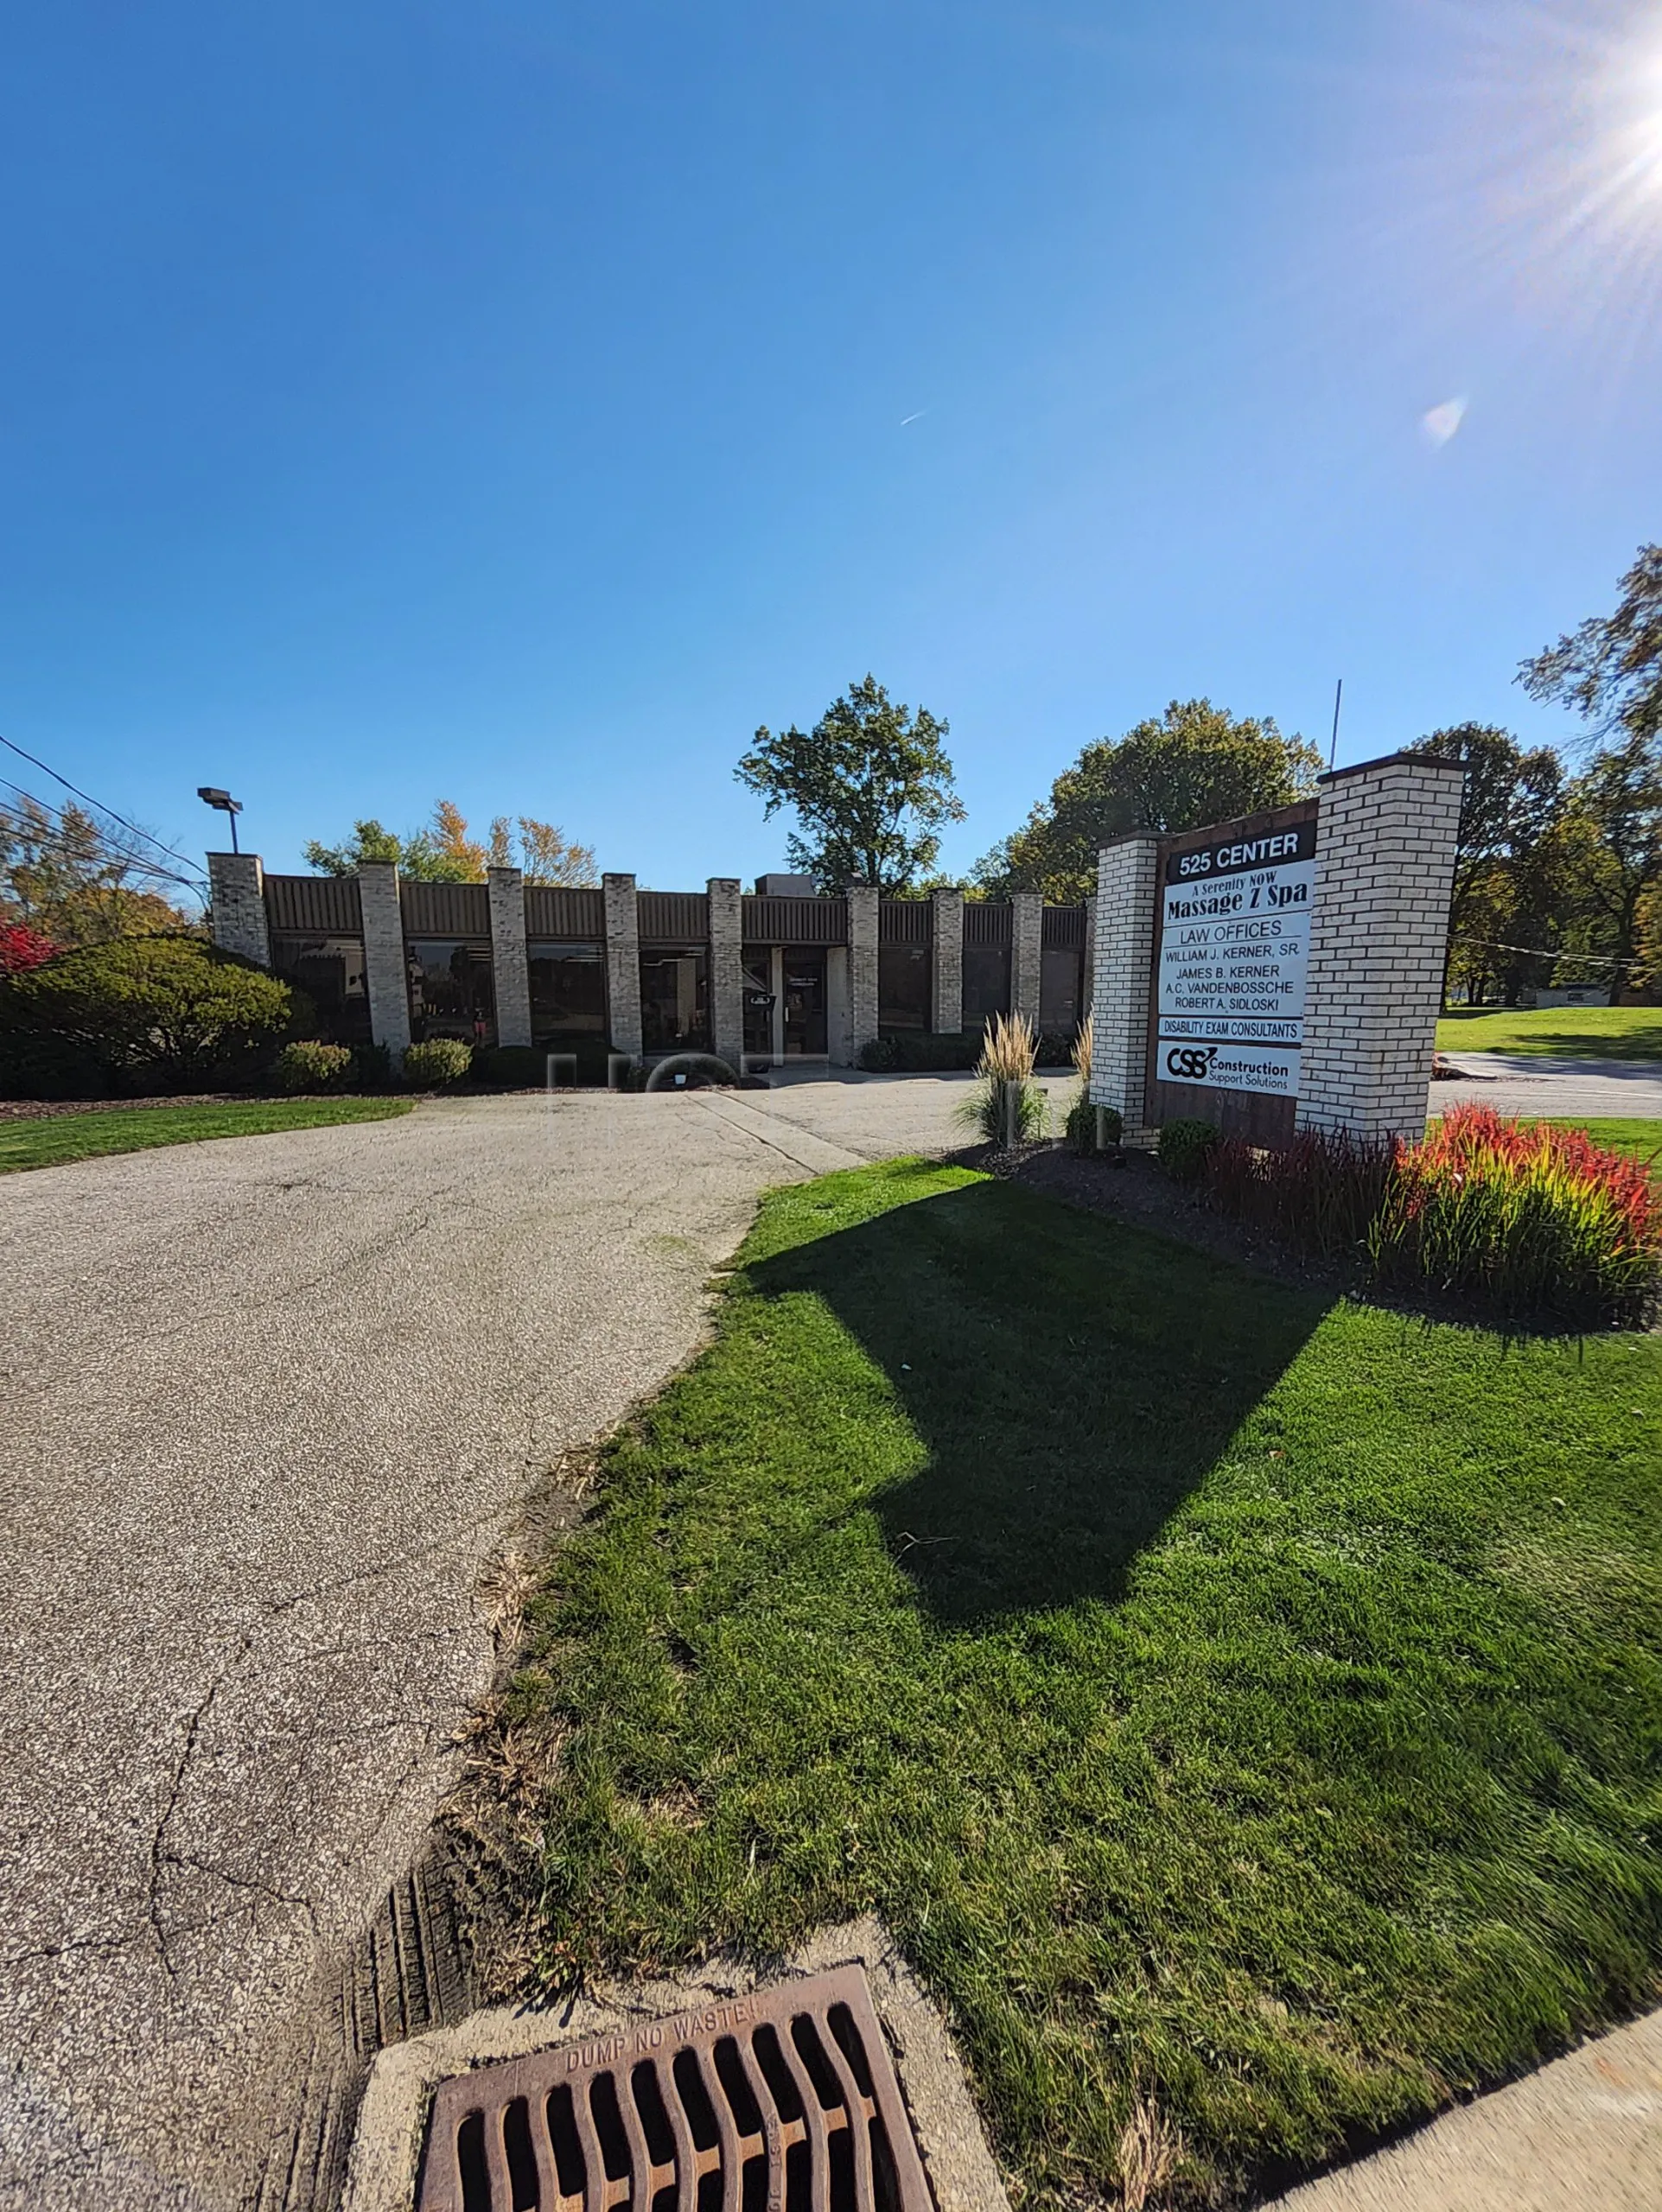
top-left (1368, 1104), bottom-right (1660, 1327)
top-left (1198, 1104), bottom-right (1659, 1326)
top-left (0, 921), bottom-right (56, 976)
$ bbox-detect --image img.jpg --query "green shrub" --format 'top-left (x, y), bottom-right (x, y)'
top-left (0, 935), bottom-right (306, 1098)
top-left (858, 1027), bottom-right (1081, 1074)
top-left (476, 1044), bottom-right (546, 1087)
top-left (352, 1040), bottom-right (392, 1091)
top-left (1065, 1095), bottom-right (1122, 1152)
top-left (1158, 1116), bottom-right (1220, 1182)
top-left (272, 1040), bottom-right (353, 1094)
top-left (403, 1036), bottom-right (474, 1089)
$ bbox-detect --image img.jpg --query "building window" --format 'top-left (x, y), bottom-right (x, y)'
top-left (407, 939), bottom-right (495, 1045)
top-left (963, 944), bottom-right (1009, 1030)
top-left (1040, 946), bottom-right (1084, 1036)
top-left (269, 934), bottom-right (370, 1045)
top-left (528, 941), bottom-right (606, 1040)
top-left (640, 944), bottom-right (710, 1052)
top-left (878, 944), bottom-right (930, 1032)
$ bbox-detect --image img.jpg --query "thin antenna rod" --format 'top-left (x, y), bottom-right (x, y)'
top-left (1328, 677), bottom-right (1344, 771)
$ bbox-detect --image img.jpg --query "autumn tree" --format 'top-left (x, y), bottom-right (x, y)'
top-left (976, 699), bottom-right (1323, 903)
top-left (735, 675), bottom-right (965, 892)
top-left (1, 796), bottom-right (194, 947)
top-left (305, 802), bottom-right (596, 885)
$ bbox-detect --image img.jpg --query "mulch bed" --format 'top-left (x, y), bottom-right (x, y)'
top-left (952, 1139), bottom-right (1359, 1296)
top-left (0, 1094), bottom-right (246, 1122)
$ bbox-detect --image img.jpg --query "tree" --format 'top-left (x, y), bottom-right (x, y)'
top-left (0, 796), bottom-right (194, 946)
top-left (0, 921), bottom-right (57, 976)
top-left (304, 802), bottom-right (597, 885)
top-left (1407, 724), bottom-right (1563, 1003)
top-left (1561, 736), bottom-right (1662, 977)
top-left (976, 699), bottom-right (1324, 903)
top-left (0, 937), bottom-right (304, 1097)
top-left (735, 675), bottom-right (965, 892)
top-left (486, 815), bottom-right (598, 886)
top-left (302, 819), bottom-right (407, 874)
top-left (1519, 543), bottom-right (1662, 749)
top-left (1520, 550), bottom-right (1662, 995)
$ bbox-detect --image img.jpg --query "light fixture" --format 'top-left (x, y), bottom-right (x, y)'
top-left (197, 786), bottom-right (244, 854)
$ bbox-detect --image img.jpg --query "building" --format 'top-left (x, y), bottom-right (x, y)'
top-left (206, 854), bottom-right (1094, 1067)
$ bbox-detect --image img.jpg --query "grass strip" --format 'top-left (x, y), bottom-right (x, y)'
top-left (0, 1095), bottom-right (412, 1173)
top-left (1436, 1006), bottom-right (1662, 1060)
top-left (508, 1158), bottom-right (1662, 2208)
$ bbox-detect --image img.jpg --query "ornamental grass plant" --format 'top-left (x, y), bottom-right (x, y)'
top-left (1204, 1128), bottom-right (1397, 1261)
top-left (958, 1010), bottom-right (1047, 1144)
top-left (1368, 1104), bottom-right (1660, 1328)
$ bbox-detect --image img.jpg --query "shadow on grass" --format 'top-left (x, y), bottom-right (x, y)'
top-left (748, 1173), bottom-right (1331, 1626)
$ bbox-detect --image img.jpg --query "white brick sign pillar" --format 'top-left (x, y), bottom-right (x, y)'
top-left (357, 862), bottom-right (411, 1060)
top-left (931, 888), bottom-right (963, 1033)
top-left (1087, 836), bottom-right (1160, 1141)
top-left (1296, 753), bottom-right (1466, 1144)
top-left (847, 886), bottom-right (879, 1064)
top-left (603, 873), bottom-right (643, 1058)
top-left (487, 867), bottom-right (532, 1048)
top-left (707, 877), bottom-right (744, 1071)
top-left (207, 852), bottom-right (270, 967)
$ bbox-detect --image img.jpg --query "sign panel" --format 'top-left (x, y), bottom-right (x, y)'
top-left (1156, 817), bottom-right (1315, 1098)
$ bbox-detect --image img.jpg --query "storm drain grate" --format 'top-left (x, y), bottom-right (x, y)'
top-left (415, 1964), bottom-right (934, 2212)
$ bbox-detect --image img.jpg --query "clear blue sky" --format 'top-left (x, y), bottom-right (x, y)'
top-left (3, 1), bottom-right (1660, 890)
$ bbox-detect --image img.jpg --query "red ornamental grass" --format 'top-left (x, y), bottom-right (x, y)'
top-left (1372, 1103), bottom-right (1660, 1326)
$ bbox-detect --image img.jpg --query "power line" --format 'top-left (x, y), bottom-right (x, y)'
top-left (1450, 932), bottom-right (1647, 974)
top-left (0, 730), bottom-right (197, 874)
top-left (0, 778), bottom-right (207, 897)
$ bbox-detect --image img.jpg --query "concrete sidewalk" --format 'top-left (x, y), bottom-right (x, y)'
top-left (1268, 2006), bottom-right (1662, 2211)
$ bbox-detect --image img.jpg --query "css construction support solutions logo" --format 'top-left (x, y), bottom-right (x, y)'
top-left (1163, 1043), bottom-right (1219, 1082)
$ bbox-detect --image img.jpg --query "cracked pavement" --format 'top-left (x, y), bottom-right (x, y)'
top-left (0, 1090), bottom-right (869, 2211)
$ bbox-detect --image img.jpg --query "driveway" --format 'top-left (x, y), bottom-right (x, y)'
top-left (0, 1092), bottom-right (862, 2211)
top-left (1434, 1050), bottom-right (1662, 1124)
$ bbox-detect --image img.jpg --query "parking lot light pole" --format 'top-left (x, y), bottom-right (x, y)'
top-left (196, 786), bottom-right (243, 854)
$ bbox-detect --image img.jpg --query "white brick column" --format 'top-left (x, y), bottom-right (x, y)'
top-left (931, 889), bottom-right (963, 1033)
top-left (1010, 893), bottom-right (1043, 1028)
top-left (1081, 897), bottom-right (1097, 1036)
top-left (847, 886), bottom-right (879, 1063)
top-left (487, 867), bottom-right (532, 1047)
top-left (1296, 753), bottom-right (1466, 1144)
top-left (603, 873), bottom-right (642, 1058)
top-left (357, 862), bottom-right (411, 1059)
top-left (207, 852), bottom-right (270, 966)
top-left (1087, 836), bottom-right (1159, 1141)
top-left (707, 877), bottom-right (743, 1071)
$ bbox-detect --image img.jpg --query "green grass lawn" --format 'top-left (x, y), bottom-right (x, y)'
top-left (0, 1095), bottom-right (411, 1173)
top-left (506, 1160), bottom-right (1662, 2209)
top-left (1437, 1004), bottom-right (1662, 1059)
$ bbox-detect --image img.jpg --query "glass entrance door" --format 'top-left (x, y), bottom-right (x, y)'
top-left (782, 949), bottom-right (827, 1056)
